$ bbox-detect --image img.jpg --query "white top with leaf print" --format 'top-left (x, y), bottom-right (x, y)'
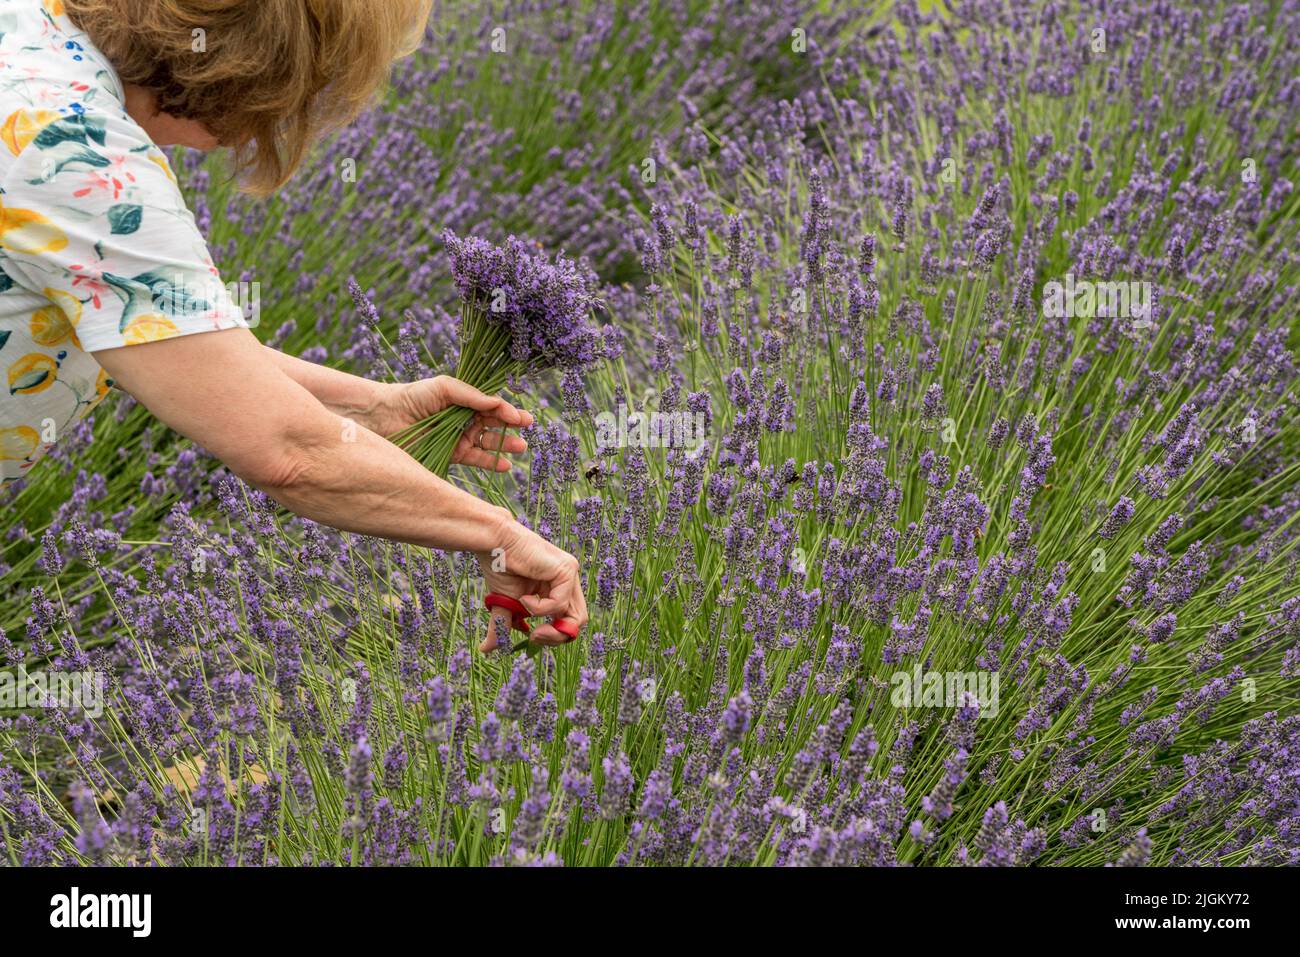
top-left (0, 0), bottom-right (247, 489)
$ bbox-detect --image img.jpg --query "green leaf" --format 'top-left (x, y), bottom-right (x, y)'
top-left (102, 269), bottom-right (213, 330)
top-left (9, 369), bottom-right (50, 394)
top-left (107, 204), bottom-right (143, 235)
top-left (24, 145), bottom-right (110, 184)
top-left (30, 114), bottom-right (108, 150)
top-left (133, 269), bottom-right (212, 317)
top-left (0, 330), bottom-right (10, 351)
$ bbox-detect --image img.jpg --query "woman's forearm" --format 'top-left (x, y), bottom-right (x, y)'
top-left (263, 345), bottom-right (393, 427)
top-left (94, 329), bottom-right (510, 555)
top-left (255, 414), bottom-right (512, 554)
top-left (258, 413), bottom-right (512, 555)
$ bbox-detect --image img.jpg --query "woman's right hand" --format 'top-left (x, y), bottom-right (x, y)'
top-left (477, 517), bottom-right (588, 652)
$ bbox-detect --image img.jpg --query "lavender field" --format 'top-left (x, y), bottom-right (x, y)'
top-left (2, 0), bottom-right (1298, 867)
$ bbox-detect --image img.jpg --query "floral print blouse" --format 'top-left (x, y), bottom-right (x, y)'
top-left (0, 0), bottom-right (247, 489)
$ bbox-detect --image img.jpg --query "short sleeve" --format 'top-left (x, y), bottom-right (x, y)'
top-left (0, 106), bottom-right (248, 352)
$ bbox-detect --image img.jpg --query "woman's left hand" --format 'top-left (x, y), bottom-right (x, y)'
top-left (258, 351), bottom-right (534, 472)
top-left (374, 376), bottom-right (534, 472)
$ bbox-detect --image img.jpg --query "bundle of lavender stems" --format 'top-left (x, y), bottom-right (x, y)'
top-left (391, 231), bottom-right (600, 475)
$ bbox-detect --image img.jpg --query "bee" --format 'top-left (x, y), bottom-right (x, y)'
top-left (584, 461), bottom-right (602, 481)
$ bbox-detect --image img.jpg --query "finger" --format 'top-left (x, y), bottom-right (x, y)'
top-left (480, 609), bottom-right (512, 653)
top-left (472, 414), bottom-right (533, 436)
top-left (528, 623), bottom-right (571, 646)
top-left (437, 377), bottom-right (534, 427)
top-left (498, 434), bottom-right (528, 454)
top-left (554, 559), bottom-right (588, 627)
top-left (456, 447), bottom-right (516, 472)
top-left (521, 578), bottom-right (571, 618)
top-left (553, 587), bottom-right (587, 645)
top-left (464, 426), bottom-right (527, 454)
top-left (570, 579), bottom-right (589, 627)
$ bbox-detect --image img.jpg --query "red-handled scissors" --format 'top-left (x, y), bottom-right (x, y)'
top-left (484, 593), bottom-right (580, 652)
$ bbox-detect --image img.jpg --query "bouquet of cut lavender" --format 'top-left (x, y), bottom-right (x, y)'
top-left (391, 231), bottom-right (600, 475)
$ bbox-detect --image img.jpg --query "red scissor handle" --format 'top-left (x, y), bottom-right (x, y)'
top-left (484, 593), bottom-right (530, 634)
top-left (484, 593), bottom-right (581, 643)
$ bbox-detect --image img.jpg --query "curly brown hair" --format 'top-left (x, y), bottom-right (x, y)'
top-left (63, 0), bottom-right (432, 194)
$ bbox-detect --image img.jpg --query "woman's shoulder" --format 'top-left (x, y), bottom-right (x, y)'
top-left (0, 3), bottom-right (138, 186)
top-left (0, 1), bottom-right (124, 121)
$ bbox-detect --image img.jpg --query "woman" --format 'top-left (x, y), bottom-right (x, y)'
top-left (0, 0), bottom-right (586, 650)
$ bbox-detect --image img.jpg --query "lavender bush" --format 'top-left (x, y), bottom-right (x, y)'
top-left (2, 0), bottom-right (1299, 866)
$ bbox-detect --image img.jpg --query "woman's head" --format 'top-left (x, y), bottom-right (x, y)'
top-left (64, 0), bottom-right (433, 194)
